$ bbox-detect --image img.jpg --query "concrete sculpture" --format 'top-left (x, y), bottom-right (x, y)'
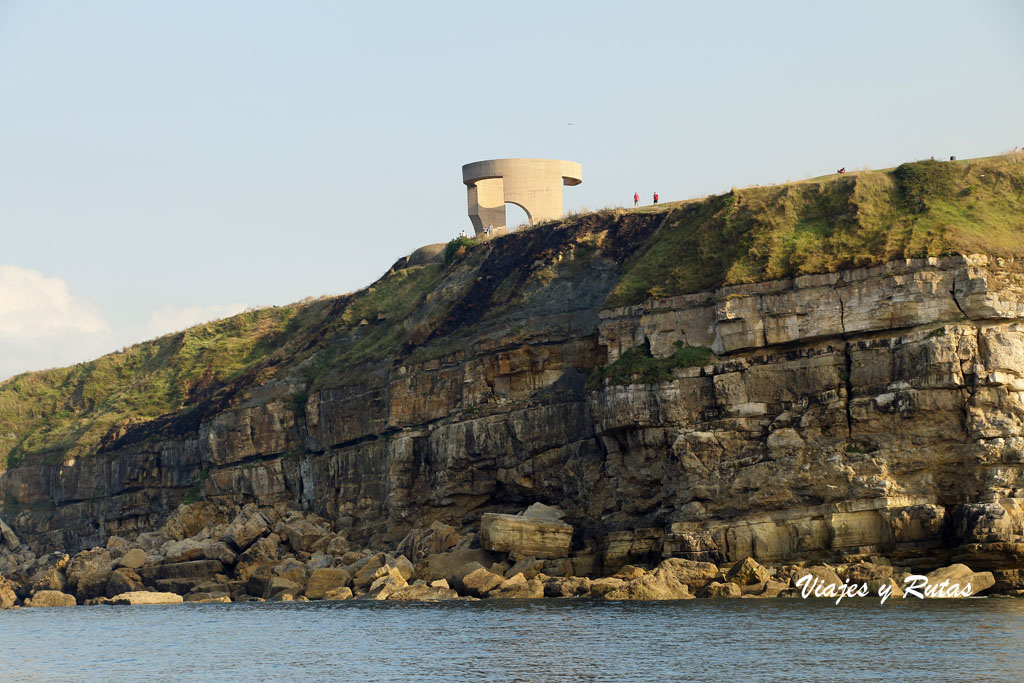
top-left (462, 158), bottom-right (582, 235)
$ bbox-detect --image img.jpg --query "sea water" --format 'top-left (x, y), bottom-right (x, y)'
top-left (2, 598), bottom-right (1023, 681)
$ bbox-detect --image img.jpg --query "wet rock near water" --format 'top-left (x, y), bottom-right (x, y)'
top-left (24, 590), bottom-right (76, 607)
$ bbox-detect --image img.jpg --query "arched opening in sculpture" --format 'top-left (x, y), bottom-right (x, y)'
top-left (505, 202), bottom-right (531, 231)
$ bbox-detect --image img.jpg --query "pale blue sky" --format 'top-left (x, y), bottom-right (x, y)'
top-left (1, 0), bottom-right (1022, 378)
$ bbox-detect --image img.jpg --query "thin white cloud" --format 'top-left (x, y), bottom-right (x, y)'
top-left (0, 265), bottom-right (109, 337)
top-left (0, 265), bottom-right (113, 380)
top-left (147, 303), bottom-right (249, 337)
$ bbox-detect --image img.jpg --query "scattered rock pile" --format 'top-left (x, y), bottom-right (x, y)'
top-left (0, 503), bottom-right (1006, 609)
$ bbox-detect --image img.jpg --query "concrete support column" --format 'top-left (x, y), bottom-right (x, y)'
top-left (467, 178), bottom-right (505, 234)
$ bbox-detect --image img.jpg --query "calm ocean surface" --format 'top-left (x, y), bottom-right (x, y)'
top-left (1, 598), bottom-right (1022, 682)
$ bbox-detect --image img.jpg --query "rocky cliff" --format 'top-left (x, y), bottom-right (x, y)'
top-left (3, 156), bottom-right (1024, 589)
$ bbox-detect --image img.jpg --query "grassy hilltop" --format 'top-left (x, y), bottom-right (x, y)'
top-left (1, 154), bottom-right (1023, 472)
top-left (607, 155), bottom-right (1024, 307)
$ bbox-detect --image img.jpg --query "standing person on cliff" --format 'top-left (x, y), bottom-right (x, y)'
top-left (633, 192), bottom-right (639, 207)
top-left (653, 192), bottom-right (659, 205)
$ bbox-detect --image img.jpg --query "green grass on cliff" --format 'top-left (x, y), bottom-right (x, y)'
top-left (586, 340), bottom-right (714, 389)
top-left (0, 263), bottom-right (449, 470)
top-left (302, 263), bottom-right (447, 384)
top-left (0, 307), bottom-right (302, 469)
top-left (606, 156), bottom-right (1024, 307)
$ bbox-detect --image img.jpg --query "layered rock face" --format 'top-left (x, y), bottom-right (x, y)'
top-left (2, 239), bottom-right (1024, 589)
top-left (592, 255), bottom-right (1024, 581)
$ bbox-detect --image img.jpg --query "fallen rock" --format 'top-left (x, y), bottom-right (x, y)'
top-left (923, 564), bottom-right (995, 597)
top-left (237, 535), bottom-right (281, 565)
top-left (396, 521), bottom-right (462, 564)
top-left (24, 590), bottom-right (77, 607)
top-left (522, 503), bottom-right (567, 522)
top-left (160, 538), bottom-right (206, 564)
top-left (746, 579), bottom-right (789, 599)
top-left (305, 568), bottom-right (353, 600)
top-left (142, 560), bottom-right (225, 582)
top-left (160, 502), bottom-right (229, 542)
top-left (589, 577), bottom-right (626, 598)
top-left (657, 558), bottom-right (720, 592)
top-left (133, 532), bottom-right (165, 553)
top-left (201, 541), bottom-right (238, 566)
top-left (84, 597), bottom-right (114, 606)
top-left (493, 572), bottom-right (526, 590)
top-left (351, 553), bottom-right (388, 591)
top-left (110, 591), bottom-right (183, 605)
top-left (459, 567), bottom-right (505, 598)
top-left (339, 550), bottom-right (368, 566)
top-left (67, 548), bottom-right (113, 600)
top-left (0, 576), bottom-right (17, 609)
top-left (488, 574), bottom-right (545, 599)
top-left (116, 549), bottom-right (148, 570)
top-left (604, 568), bottom-right (693, 600)
top-left (480, 512), bottom-right (572, 559)
top-left (106, 568), bottom-right (146, 596)
top-left (505, 557), bottom-right (545, 580)
top-left (154, 577), bottom-right (207, 594)
top-left (323, 587), bottom-right (353, 601)
top-left (25, 552), bottom-right (70, 595)
top-left (419, 549), bottom-right (496, 586)
top-left (352, 548), bottom-right (387, 581)
top-left (393, 555), bottom-right (415, 582)
top-left (792, 565), bottom-right (843, 593)
top-left (306, 553), bottom-right (333, 570)
top-left (272, 559), bottom-right (308, 588)
top-left (873, 578), bottom-right (904, 600)
top-left (842, 561), bottom-right (893, 584)
top-left (266, 576), bottom-right (304, 601)
top-left (0, 517), bottom-right (20, 550)
top-left (187, 579), bottom-right (231, 595)
top-left (698, 581), bottom-right (742, 598)
top-left (276, 517), bottom-right (326, 555)
top-left (613, 565), bottom-right (647, 581)
top-left (541, 558), bottom-right (574, 577)
top-left (225, 505), bottom-right (270, 552)
top-left (543, 576), bottom-right (591, 598)
top-left (726, 558), bottom-right (771, 586)
top-left (387, 584), bottom-right (460, 601)
top-left (364, 573), bottom-right (407, 600)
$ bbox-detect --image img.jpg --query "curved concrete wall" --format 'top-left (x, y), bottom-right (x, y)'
top-left (462, 158), bottom-right (582, 235)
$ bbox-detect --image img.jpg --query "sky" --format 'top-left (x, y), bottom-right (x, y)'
top-left (1, 0), bottom-right (1022, 380)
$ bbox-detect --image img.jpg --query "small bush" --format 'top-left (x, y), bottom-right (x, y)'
top-left (587, 339), bottom-right (713, 389)
top-left (444, 236), bottom-right (475, 265)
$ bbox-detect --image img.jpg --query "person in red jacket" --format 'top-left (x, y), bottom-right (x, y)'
top-left (653, 192), bottom-right (659, 204)
top-left (633, 192), bottom-right (639, 207)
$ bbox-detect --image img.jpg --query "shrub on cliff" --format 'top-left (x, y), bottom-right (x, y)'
top-left (444, 236), bottom-right (475, 265)
top-left (587, 339), bottom-right (713, 389)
